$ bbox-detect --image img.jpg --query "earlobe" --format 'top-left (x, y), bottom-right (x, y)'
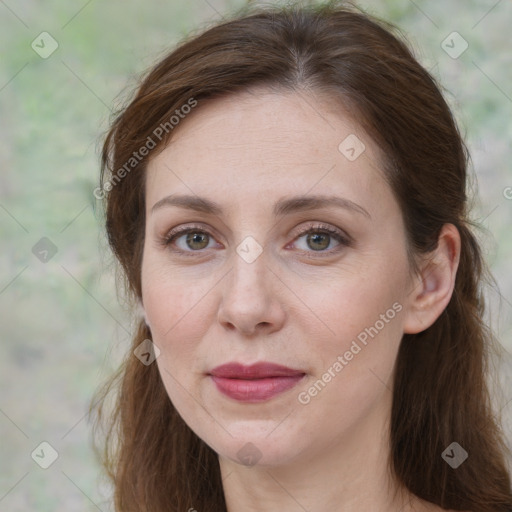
top-left (403, 224), bottom-right (461, 334)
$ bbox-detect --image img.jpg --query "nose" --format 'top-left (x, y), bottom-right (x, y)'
top-left (217, 247), bottom-right (286, 337)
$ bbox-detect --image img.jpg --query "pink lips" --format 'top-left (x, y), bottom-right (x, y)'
top-left (208, 362), bottom-right (305, 402)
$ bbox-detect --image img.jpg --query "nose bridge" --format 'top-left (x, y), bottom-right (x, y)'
top-left (228, 239), bottom-right (270, 304)
top-left (217, 238), bottom-right (285, 335)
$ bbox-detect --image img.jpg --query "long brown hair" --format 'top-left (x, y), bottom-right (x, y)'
top-left (90, 2), bottom-right (512, 510)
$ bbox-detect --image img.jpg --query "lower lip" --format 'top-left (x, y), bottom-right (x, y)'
top-left (210, 375), bottom-right (305, 402)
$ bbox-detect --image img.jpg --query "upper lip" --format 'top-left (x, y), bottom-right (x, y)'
top-left (209, 362), bottom-right (305, 379)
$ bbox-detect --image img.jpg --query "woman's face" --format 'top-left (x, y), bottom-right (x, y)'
top-left (141, 89), bottom-right (416, 468)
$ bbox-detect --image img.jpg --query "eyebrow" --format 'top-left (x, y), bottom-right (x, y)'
top-left (150, 193), bottom-right (371, 219)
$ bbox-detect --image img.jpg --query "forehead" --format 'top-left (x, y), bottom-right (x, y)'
top-left (145, 88), bottom-right (390, 217)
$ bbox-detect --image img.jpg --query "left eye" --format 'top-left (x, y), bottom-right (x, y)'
top-left (292, 227), bottom-right (348, 252)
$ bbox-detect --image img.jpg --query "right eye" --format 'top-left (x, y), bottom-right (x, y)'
top-left (162, 224), bottom-right (221, 254)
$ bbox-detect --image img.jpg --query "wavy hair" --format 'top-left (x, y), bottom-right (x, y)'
top-left (90, 2), bottom-right (512, 510)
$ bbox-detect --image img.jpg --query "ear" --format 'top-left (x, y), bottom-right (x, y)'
top-left (403, 223), bottom-right (461, 334)
top-left (136, 299), bottom-right (148, 325)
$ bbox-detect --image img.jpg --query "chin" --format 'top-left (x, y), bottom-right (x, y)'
top-left (207, 428), bottom-right (308, 468)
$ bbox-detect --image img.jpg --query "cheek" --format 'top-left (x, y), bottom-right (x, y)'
top-left (310, 265), bottom-right (406, 344)
top-left (293, 283), bottom-right (405, 440)
top-left (142, 244), bottom-right (205, 324)
top-left (141, 268), bottom-right (213, 420)
top-left (316, 297), bottom-right (403, 382)
top-left (141, 260), bottom-right (215, 368)
top-left (298, 256), bottom-right (408, 394)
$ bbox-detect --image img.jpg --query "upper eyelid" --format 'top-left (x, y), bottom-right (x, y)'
top-left (164, 221), bottom-right (345, 237)
top-left (165, 223), bottom-right (221, 243)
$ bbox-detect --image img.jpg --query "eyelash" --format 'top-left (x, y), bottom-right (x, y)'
top-left (160, 222), bottom-right (352, 258)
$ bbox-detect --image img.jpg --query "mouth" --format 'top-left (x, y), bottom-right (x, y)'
top-left (208, 362), bottom-right (306, 402)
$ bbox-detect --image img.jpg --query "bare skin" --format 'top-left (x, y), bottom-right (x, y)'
top-left (141, 88), bottom-right (461, 512)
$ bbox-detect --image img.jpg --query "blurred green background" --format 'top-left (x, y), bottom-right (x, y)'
top-left (1, 0), bottom-right (511, 510)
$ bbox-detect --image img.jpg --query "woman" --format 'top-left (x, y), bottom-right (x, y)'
top-left (90, 1), bottom-right (512, 511)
